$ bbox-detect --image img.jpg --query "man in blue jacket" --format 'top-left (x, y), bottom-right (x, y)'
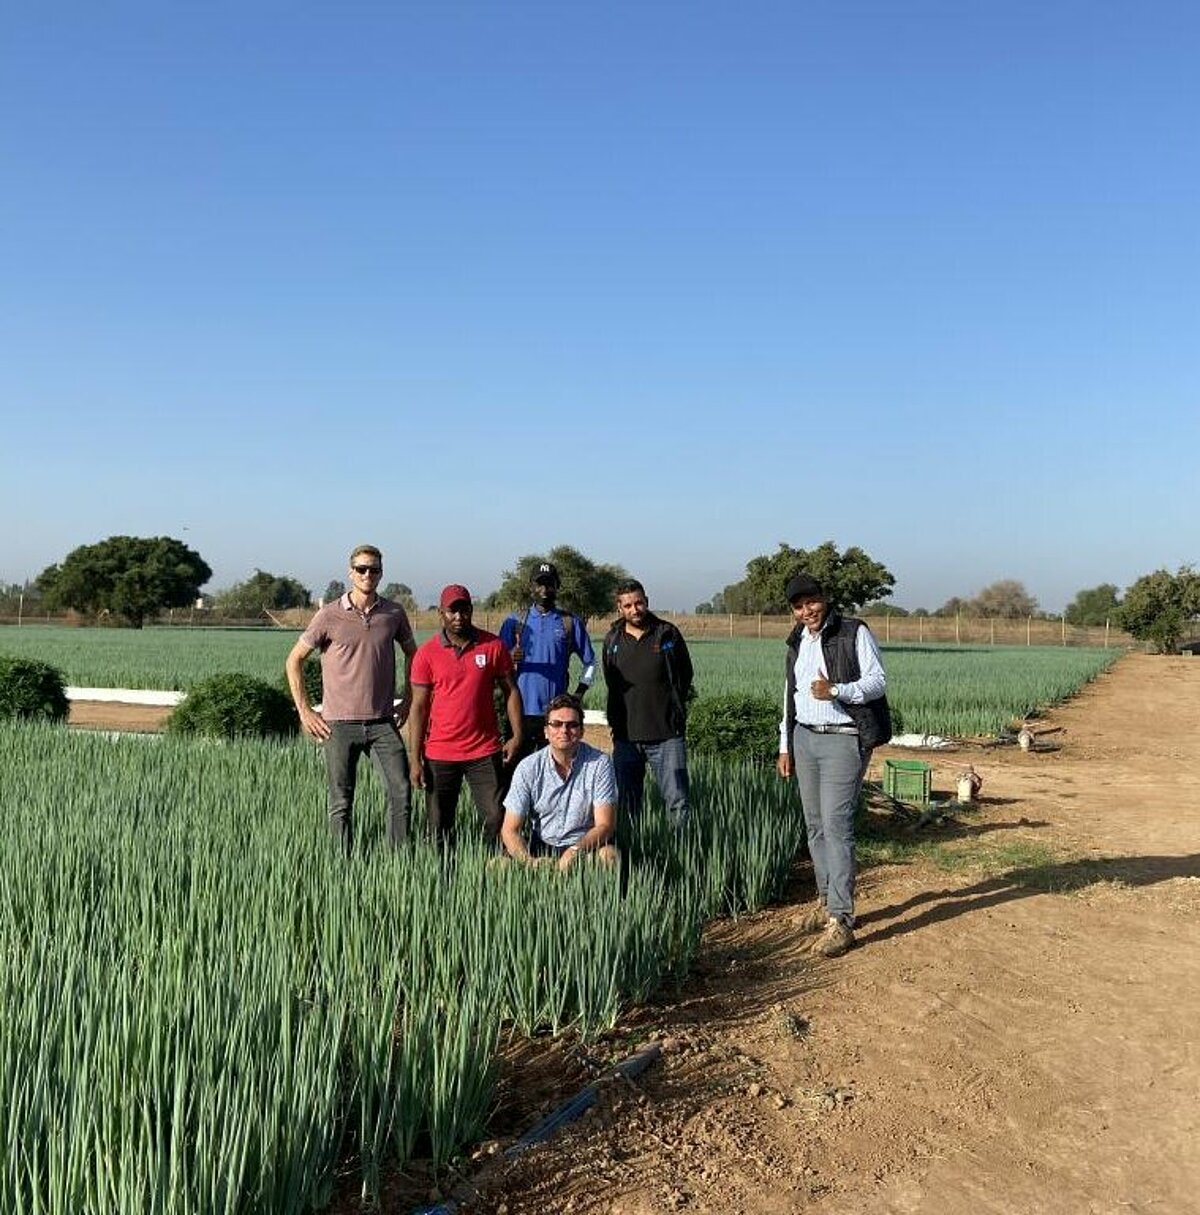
top-left (499, 562), bottom-right (596, 763)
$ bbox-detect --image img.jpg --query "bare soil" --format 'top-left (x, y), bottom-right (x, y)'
top-left (69, 700), bottom-right (175, 732)
top-left (69, 654), bottom-right (1200, 1214)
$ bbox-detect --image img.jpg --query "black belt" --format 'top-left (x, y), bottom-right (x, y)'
top-left (796, 722), bottom-right (859, 735)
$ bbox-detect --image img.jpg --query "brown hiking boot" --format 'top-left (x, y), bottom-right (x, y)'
top-left (811, 918), bottom-right (855, 958)
top-left (795, 902), bottom-right (828, 934)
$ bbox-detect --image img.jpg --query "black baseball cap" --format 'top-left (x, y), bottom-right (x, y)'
top-left (785, 574), bottom-right (826, 603)
top-left (533, 562), bottom-right (560, 585)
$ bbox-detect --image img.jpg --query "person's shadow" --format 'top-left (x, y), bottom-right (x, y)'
top-left (856, 854), bottom-right (1200, 945)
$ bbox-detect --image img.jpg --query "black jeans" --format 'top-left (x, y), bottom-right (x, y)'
top-left (423, 751), bottom-right (505, 847)
top-left (324, 719), bottom-right (410, 854)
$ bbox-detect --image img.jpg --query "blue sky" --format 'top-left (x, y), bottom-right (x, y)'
top-left (3, 2), bottom-right (1197, 613)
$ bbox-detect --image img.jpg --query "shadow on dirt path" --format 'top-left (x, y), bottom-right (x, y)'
top-left (859, 851), bottom-right (1200, 942)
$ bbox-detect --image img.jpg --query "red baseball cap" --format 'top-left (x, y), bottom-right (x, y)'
top-left (439, 584), bottom-right (472, 610)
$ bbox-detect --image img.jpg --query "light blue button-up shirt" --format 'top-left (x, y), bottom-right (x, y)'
top-left (503, 741), bottom-right (616, 848)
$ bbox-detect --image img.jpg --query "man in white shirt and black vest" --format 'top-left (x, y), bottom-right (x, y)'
top-left (777, 573), bottom-right (891, 958)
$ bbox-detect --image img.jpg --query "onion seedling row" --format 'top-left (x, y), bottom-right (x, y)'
top-left (0, 724), bottom-right (799, 1212)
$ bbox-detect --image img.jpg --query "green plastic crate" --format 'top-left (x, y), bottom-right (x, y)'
top-left (882, 758), bottom-right (932, 806)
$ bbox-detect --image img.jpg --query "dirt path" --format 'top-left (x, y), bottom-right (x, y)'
top-left (468, 653), bottom-right (1200, 1215)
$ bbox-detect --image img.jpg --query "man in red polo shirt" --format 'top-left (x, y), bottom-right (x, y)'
top-left (408, 584), bottom-right (523, 846)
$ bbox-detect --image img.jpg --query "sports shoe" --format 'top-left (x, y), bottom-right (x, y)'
top-left (795, 902), bottom-right (828, 934)
top-left (811, 918), bottom-right (855, 958)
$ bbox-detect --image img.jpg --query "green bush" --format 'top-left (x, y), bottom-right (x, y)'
top-left (0, 657), bottom-right (70, 723)
top-left (168, 673), bottom-right (298, 740)
top-left (687, 693), bottom-right (779, 763)
top-left (280, 655), bottom-right (322, 708)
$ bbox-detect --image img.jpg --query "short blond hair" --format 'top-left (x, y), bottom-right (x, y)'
top-left (349, 544), bottom-right (383, 566)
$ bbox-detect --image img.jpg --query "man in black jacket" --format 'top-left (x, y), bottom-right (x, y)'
top-left (602, 579), bottom-right (693, 828)
top-left (777, 573), bottom-right (891, 957)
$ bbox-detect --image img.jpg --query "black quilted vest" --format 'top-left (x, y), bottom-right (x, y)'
top-left (784, 611), bottom-right (892, 756)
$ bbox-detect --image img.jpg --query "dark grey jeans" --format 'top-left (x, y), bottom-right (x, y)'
top-left (613, 736), bottom-right (691, 828)
top-left (324, 719), bottom-right (410, 854)
top-left (791, 726), bottom-right (870, 928)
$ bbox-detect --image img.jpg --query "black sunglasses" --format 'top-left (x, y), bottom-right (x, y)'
top-left (352, 565), bottom-right (382, 575)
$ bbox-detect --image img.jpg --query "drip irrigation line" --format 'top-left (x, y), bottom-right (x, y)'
top-left (413, 1041), bottom-right (663, 1215)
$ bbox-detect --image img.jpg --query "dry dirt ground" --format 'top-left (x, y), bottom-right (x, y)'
top-left (69, 654), bottom-right (1200, 1214)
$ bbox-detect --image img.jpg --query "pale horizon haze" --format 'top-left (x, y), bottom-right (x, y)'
top-left (3, 4), bottom-right (1197, 615)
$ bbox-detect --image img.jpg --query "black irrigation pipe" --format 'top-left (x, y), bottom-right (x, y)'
top-left (413, 1041), bottom-right (663, 1215)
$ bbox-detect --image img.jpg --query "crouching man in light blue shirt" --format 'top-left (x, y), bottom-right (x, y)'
top-left (501, 693), bottom-right (619, 872)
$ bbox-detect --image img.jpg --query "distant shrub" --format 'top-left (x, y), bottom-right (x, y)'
top-left (168, 673), bottom-right (297, 740)
top-left (687, 693), bottom-right (779, 763)
top-left (0, 657), bottom-right (70, 723)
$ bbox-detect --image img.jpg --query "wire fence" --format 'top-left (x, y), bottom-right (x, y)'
top-left (0, 607), bottom-right (1132, 649)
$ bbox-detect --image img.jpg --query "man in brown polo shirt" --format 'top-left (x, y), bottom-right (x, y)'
top-left (286, 544), bottom-right (417, 853)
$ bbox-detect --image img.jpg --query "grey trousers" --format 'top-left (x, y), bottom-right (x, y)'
top-left (324, 719), bottom-right (410, 854)
top-left (791, 727), bottom-right (869, 927)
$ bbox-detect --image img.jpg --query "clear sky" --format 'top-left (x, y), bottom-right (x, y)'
top-left (3, 2), bottom-right (1197, 613)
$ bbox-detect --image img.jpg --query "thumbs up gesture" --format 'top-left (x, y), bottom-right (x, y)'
top-left (810, 669), bottom-right (836, 701)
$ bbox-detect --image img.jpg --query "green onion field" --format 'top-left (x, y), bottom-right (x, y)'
top-left (0, 626), bottom-right (1124, 1210)
top-left (0, 625), bottom-right (1121, 736)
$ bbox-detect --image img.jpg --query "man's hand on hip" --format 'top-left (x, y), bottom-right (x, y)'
top-left (299, 706), bottom-right (331, 741)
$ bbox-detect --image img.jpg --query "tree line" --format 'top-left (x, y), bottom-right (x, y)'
top-left (21, 538), bottom-right (630, 629)
top-left (13, 535), bottom-right (1200, 653)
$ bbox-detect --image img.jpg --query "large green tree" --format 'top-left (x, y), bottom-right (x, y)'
top-left (1064, 583), bottom-right (1121, 627)
top-left (215, 570), bottom-right (311, 617)
top-left (716, 541), bottom-right (894, 615)
top-left (485, 545), bottom-right (628, 621)
top-left (36, 536), bottom-right (211, 629)
top-left (1115, 567), bottom-right (1200, 653)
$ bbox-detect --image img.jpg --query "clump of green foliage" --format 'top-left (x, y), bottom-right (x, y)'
top-left (301, 655), bottom-right (322, 707)
top-left (168, 673), bottom-right (297, 740)
top-left (279, 655), bottom-right (322, 709)
top-left (0, 657), bottom-right (70, 723)
top-left (687, 693), bottom-right (779, 762)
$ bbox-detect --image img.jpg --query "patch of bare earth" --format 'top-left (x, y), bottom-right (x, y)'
top-left (69, 700), bottom-right (173, 732)
top-left (69, 655), bottom-right (1200, 1214)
